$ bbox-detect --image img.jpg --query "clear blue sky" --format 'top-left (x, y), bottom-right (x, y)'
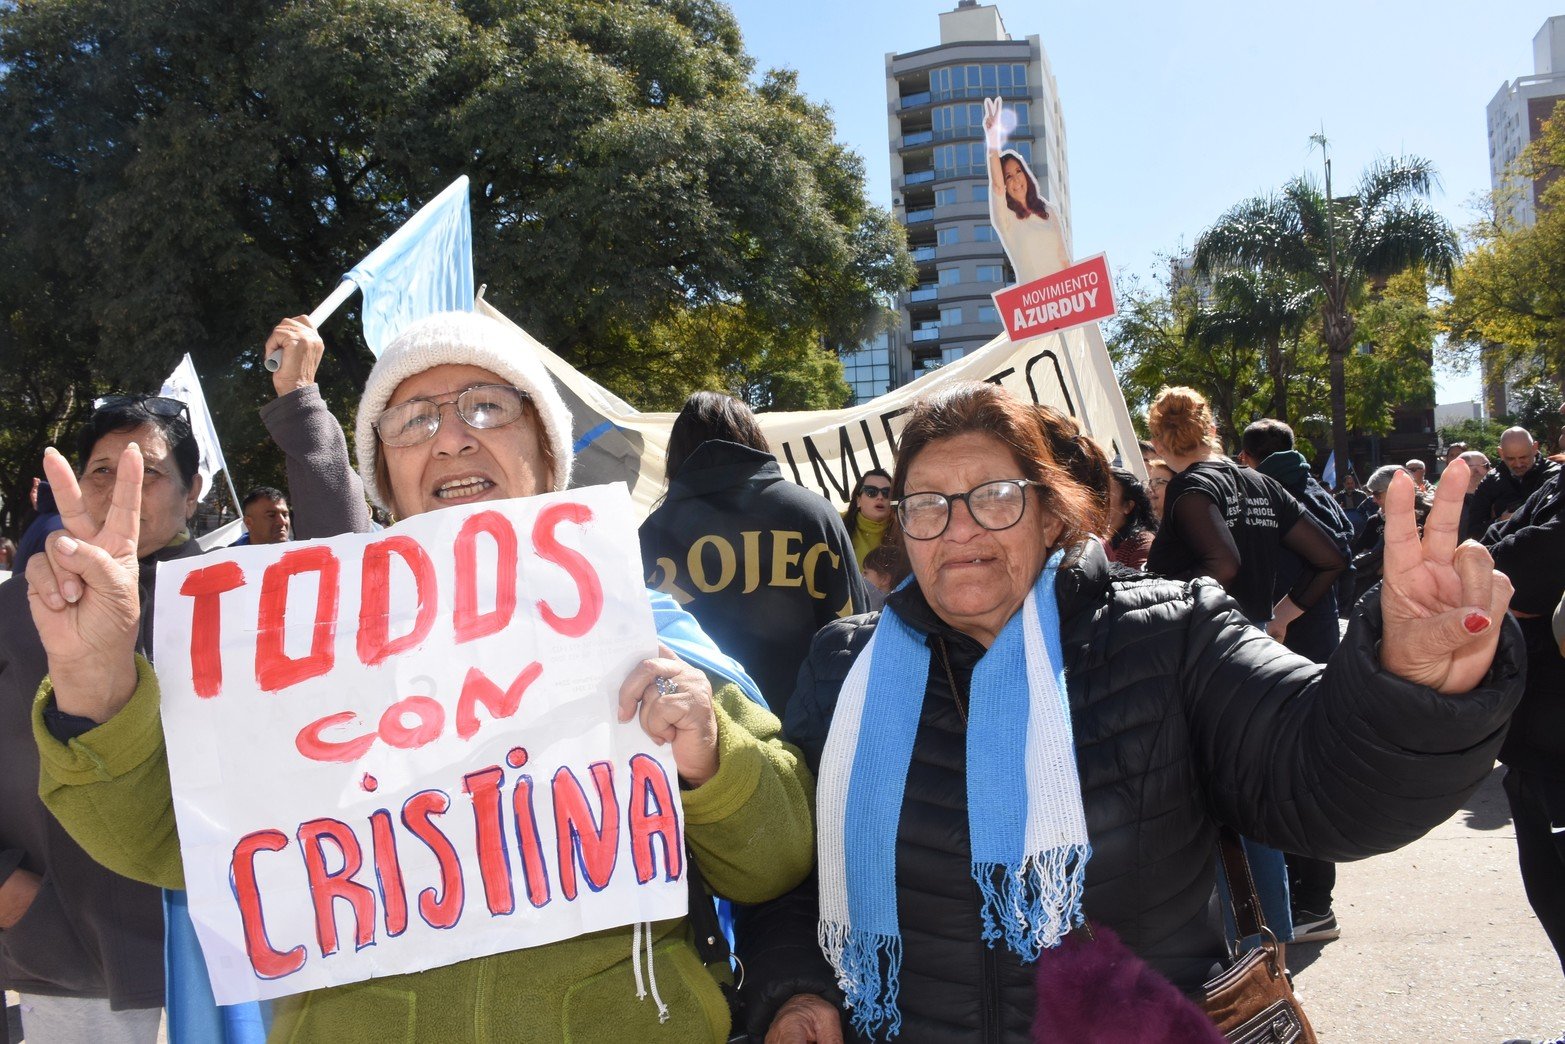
top-left (724, 0), bottom-right (1560, 405)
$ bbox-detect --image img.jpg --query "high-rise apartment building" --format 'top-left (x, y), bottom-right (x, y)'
top-left (1487, 16), bottom-right (1565, 230)
top-left (885, 1), bottom-right (1069, 382)
top-left (1483, 16), bottom-right (1565, 414)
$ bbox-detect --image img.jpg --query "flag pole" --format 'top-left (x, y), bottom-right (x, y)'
top-left (264, 278), bottom-right (359, 372)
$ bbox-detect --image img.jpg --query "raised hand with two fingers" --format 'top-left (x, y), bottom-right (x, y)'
top-left (1376, 460), bottom-right (1515, 694)
top-left (25, 444), bottom-right (145, 722)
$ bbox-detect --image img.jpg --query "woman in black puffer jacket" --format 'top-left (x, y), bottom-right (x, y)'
top-left (740, 383), bottom-right (1524, 1043)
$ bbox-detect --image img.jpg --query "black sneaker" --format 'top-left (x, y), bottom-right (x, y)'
top-left (1290, 908), bottom-right (1340, 943)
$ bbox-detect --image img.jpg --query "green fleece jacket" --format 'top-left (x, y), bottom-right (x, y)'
top-left (35, 657), bottom-right (814, 1043)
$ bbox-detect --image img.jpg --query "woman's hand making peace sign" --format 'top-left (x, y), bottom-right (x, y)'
top-left (26, 444), bottom-right (145, 723)
top-left (1377, 461), bottom-right (1515, 694)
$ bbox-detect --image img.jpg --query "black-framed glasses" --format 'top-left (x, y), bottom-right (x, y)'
top-left (860, 484), bottom-right (891, 500)
top-left (896, 479), bottom-right (1040, 540)
top-left (93, 394), bottom-right (190, 423)
top-left (375, 385), bottom-right (530, 448)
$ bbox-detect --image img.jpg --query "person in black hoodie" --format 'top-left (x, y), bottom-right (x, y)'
top-left (1239, 419), bottom-right (1355, 662)
top-left (640, 392), bottom-right (868, 718)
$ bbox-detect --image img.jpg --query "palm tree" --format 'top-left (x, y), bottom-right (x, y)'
top-left (1184, 271), bottom-right (1314, 423)
top-left (1193, 152), bottom-right (1459, 484)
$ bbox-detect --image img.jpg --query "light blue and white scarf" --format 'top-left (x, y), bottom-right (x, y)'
top-left (816, 551), bottom-right (1091, 1040)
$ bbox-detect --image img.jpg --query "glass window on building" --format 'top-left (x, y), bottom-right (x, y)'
top-left (976, 304), bottom-right (1000, 324)
top-left (974, 225), bottom-right (999, 242)
top-left (941, 345), bottom-right (968, 365)
top-left (937, 226), bottom-right (960, 245)
top-left (934, 187), bottom-right (958, 207)
top-left (938, 267), bottom-right (961, 286)
top-left (934, 142), bottom-right (987, 179)
top-left (940, 306), bottom-right (964, 326)
top-left (973, 185), bottom-right (988, 202)
top-left (975, 265), bottom-right (1004, 284)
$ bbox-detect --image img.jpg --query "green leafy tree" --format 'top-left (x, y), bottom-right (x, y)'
top-left (1193, 149), bottom-right (1460, 483)
top-left (1445, 100), bottom-right (1565, 408)
top-left (1184, 271), bottom-right (1315, 424)
top-left (0, 0), bottom-right (911, 534)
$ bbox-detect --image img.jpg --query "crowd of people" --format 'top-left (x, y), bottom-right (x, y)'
top-left (0, 319), bottom-right (1560, 1043)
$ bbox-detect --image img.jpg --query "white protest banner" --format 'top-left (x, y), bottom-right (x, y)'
top-left (476, 298), bottom-right (1146, 520)
top-left (992, 254), bottom-right (1117, 343)
top-left (152, 484), bottom-right (686, 1004)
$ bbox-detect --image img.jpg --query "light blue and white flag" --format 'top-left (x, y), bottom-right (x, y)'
top-left (1322, 451), bottom-right (1337, 489)
top-left (345, 175), bottom-right (474, 356)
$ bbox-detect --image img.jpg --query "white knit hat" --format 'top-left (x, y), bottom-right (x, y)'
top-left (355, 311), bottom-right (574, 511)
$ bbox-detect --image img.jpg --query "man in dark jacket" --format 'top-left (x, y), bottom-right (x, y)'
top-left (1465, 427), bottom-right (1560, 542)
top-left (1240, 419), bottom-right (1354, 662)
top-left (640, 393), bottom-right (868, 718)
top-left (1484, 468), bottom-right (1565, 976)
top-left (1240, 419), bottom-right (1357, 943)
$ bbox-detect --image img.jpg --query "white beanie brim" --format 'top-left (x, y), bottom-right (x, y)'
top-left (354, 311), bottom-right (575, 512)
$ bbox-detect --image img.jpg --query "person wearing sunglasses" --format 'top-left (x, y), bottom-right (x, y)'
top-left (844, 468), bottom-right (896, 568)
top-left (0, 393), bottom-right (207, 1042)
top-left (27, 312), bottom-right (813, 1043)
top-left (740, 381), bottom-right (1521, 1043)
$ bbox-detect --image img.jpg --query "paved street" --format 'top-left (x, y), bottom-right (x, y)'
top-left (6, 765), bottom-right (1562, 1042)
top-left (1291, 765), bottom-right (1564, 1042)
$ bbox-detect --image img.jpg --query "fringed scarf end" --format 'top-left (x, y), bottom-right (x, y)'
top-left (820, 922), bottom-right (904, 1040)
top-left (971, 844), bottom-right (1092, 961)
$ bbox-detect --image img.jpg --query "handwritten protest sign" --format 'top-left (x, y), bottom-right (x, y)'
top-left (152, 484), bottom-right (686, 1004)
top-left (991, 253), bottom-right (1116, 343)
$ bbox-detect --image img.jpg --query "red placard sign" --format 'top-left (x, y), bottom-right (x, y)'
top-left (992, 253), bottom-right (1116, 342)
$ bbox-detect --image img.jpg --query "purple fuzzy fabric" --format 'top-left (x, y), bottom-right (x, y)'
top-left (1032, 924), bottom-right (1227, 1043)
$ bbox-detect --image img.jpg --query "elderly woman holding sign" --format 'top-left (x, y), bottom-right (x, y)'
top-left (742, 382), bottom-right (1522, 1042)
top-left (26, 312), bottom-right (814, 1042)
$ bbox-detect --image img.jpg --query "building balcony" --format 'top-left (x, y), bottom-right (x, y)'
top-left (911, 327), bottom-right (942, 342)
top-left (903, 168), bottom-right (936, 185)
top-left (909, 285), bottom-right (939, 302)
top-left (910, 246), bottom-right (937, 263)
top-left (902, 130), bottom-right (934, 148)
top-left (931, 84), bottom-right (1028, 103)
top-left (899, 91), bottom-right (932, 110)
top-left (904, 208), bottom-right (935, 224)
top-left (932, 123), bottom-right (1031, 144)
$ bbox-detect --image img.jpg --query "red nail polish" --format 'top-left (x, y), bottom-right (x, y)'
top-left (1463, 612), bottom-right (1490, 634)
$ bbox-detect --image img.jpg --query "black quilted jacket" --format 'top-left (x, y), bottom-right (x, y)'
top-left (738, 543), bottom-right (1525, 1042)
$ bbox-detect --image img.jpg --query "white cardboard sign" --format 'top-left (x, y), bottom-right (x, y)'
top-left (153, 484), bottom-right (686, 1004)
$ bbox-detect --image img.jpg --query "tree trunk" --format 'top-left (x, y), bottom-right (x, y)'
top-left (1268, 336), bottom-right (1288, 421)
top-left (1329, 347), bottom-right (1349, 490)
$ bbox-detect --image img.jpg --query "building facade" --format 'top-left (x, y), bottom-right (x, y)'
top-left (1483, 16), bottom-right (1565, 414)
top-left (1487, 16), bottom-right (1565, 231)
top-left (885, 1), bottom-right (1069, 382)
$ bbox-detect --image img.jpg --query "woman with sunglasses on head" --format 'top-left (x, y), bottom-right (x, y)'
top-left (25, 314), bottom-right (815, 1043)
top-left (843, 469), bottom-right (895, 568)
top-left (740, 381), bottom-right (1521, 1043)
top-left (0, 393), bottom-right (216, 1042)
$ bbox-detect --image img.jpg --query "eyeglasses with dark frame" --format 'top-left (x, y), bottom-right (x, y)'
top-left (895, 478), bottom-right (1042, 540)
top-left (374, 385), bottom-right (531, 448)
